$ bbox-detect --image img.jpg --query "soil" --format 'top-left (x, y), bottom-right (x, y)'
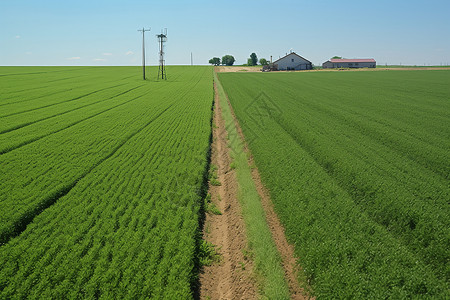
top-left (198, 82), bottom-right (257, 299)
top-left (216, 66), bottom-right (261, 73)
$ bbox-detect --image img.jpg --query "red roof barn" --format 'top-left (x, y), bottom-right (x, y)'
top-left (323, 58), bottom-right (376, 69)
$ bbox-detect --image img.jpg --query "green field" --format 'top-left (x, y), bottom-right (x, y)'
top-left (376, 65), bottom-right (450, 68)
top-left (1, 66), bottom-right (449, 298)
top-left (218, 70), bottom-right (450, 298)
top-left (0, 66), bottom-right (213, 298)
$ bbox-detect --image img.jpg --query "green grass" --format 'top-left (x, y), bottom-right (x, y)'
top-left (215, 72), bottom-right (290, 299)
top-left (376, 64), bottom-right (450, 68)
top-left (0, 66), bottom-right (214, 298)
top-left (218, 70), bottom-right (450, 298)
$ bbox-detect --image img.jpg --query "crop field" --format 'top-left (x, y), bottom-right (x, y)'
top-left (218, 70), bottom-right (450, 298)
top-left (0, 66), bottom-right (213, 298)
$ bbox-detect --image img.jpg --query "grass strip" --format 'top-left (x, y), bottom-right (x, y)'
top-left (214, 72), bottom-right (290, 299)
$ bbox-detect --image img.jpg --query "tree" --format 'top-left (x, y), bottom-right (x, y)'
top-left (249, 53), bottom-right (258, 66)
top-left (208, 57), bottom-right (221, 66)
top-left (332, 56), bottom-right (342, 59)
top-left (247, 58), bottom-right (253, 66)
top-left (222, 55), bottom-right (235, 66)
top-left (259, 58), bottom-right (268, 66)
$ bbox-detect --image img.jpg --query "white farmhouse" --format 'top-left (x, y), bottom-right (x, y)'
top-left (322, 58), bottom-right (376, 69)
top-left (272, 52), bottom-right (313, 71)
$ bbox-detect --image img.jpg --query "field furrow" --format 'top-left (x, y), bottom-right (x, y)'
top-left (0, 84), bottom-right (144, 135)
top-left (0, 81), bottom-right (135, 118)
top-left (0, 68), bottom-right (137, 106)
top-left (0, 88), bottom-right (153, 154)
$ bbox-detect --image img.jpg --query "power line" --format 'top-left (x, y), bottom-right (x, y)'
top-left (137, 27), bottom-right (151, 80)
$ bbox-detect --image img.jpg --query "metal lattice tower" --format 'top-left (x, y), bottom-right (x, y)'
top-left (157, 29), bottom-right (167, 80)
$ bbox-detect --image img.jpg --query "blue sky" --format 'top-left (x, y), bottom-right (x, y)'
top-left (1, 0), bottom-right (449, 66)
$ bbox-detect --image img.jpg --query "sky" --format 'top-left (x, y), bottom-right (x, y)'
top-left (1, 0), bottom-right (449, 66)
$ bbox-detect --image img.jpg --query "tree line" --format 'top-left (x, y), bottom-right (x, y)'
top-left (209, 53), bottom-right (269, 66)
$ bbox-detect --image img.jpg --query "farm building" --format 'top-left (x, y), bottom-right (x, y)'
top-left (270, 52), bottom-right (313, 71)
top-left (322, 58), bottom-right (376, 69)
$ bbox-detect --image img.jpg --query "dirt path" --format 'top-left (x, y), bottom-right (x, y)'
top-left (224, 88), bottom-right (312, 300)
top-left (216, 66), bottom-right (261, 73)
top-left (199, 82), bottom-right (257, 299)
top-left (200, 77), bottom-right (312, 299)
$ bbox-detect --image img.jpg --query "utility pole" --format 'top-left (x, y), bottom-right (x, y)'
top-left (138, 27), bottom-right (151, 80)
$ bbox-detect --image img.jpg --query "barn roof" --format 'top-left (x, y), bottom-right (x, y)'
top-left (330, 58), bottom-right (376, 63)
top-left (273, 52), bottom-right (312, 64)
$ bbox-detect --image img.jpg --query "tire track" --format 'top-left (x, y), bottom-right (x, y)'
top-left (0, 74), bottom-right (87, 99)
top-left (0, 85), bottom-right (144, 135)
top-left (0, 67), bottom-right (93, 77)
top-left (0, 100), bottom-right (176, 246)
top-left (1, 82), bottom-right (132, 118)
top-left (0, 73), bottom-right (137, 107)
top-left (0, 88), bottom-right (148, 155)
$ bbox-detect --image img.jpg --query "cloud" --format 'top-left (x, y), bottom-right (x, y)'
top-left (15, 35), bottom-right (21, 39)
top-left (125, 51), bottom-right (134, 55)
top-left (67, 57), bottom-right (81, 60)
top-left (102, 53), bottom-right (113, 56)
top-left (93, 58), bottom-right (107, 62)
top-left (25, 51), bottom-right (32, 55)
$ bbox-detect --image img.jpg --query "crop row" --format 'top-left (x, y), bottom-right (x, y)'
top-left (0, 66), bottom-right (213, 298)
top-left (218, 70), bottom-right (449, 298)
